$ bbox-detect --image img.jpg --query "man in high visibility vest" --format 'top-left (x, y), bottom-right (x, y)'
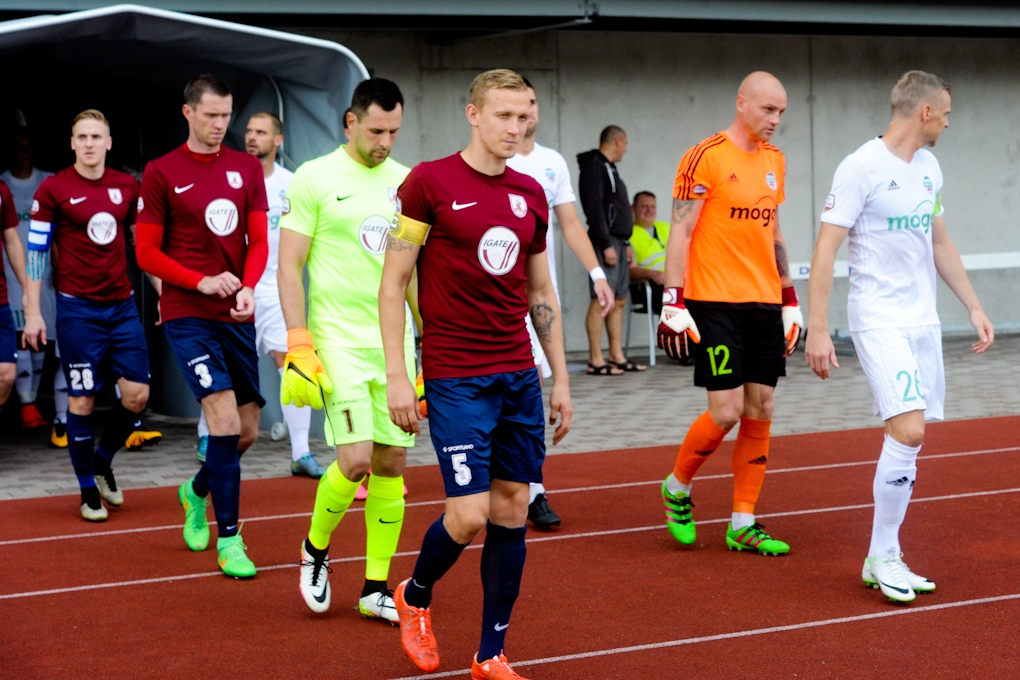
top-left (629, 191), bottom-right (669, 314)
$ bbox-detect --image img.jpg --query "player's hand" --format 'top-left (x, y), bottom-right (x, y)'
top-left (593, 278), bottom-right (615, 317)
top-left (650, 271), bottom-right (665, 287)
top-left (388, 374), bottom-right (421, 435)
top-left (602, 246), bottom-right (618, 267)
top-left (549, 381), bottom-right (573, 446)
top-left (805, 327), bottom-right (839, 380)
top-left (781, 287), bottom-right (804, 355)
top-left (414, 371), bottom-right (428, 419)
top-left (626, 245), bottom-right (635, 266)
top-left (969, 307), bottom-right (995, 354)
top-left (281, 328), bottom-right (333, 409)
top-left (197, 272), bottom-right (242, 298)
top-left (21, 313), bottom-right (46, 351)
top-left (657, 287), bottom-right (700, 361)
top-left (230, 286), bottom-right (256, 321)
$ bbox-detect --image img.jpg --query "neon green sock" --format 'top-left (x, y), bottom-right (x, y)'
top-left (307, 461), bottom-right (363, 551)
top-left (364, 474), bottom-right (405, 581)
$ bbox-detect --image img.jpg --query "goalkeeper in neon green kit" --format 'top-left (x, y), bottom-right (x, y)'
top-left (279, 79), bottom-right (416, 621)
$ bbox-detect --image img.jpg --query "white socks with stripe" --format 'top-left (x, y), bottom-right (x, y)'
top-left (869, 434), bottom-right (921, 558)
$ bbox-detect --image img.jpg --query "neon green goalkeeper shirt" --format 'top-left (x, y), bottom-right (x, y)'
top-left (280, 146), bottom-right (412, 349)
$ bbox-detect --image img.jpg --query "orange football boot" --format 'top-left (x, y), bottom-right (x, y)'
top-left (21, 403), bottom-right (48, 429)
top-left (394, 578), bottom-right (440, 672)
top-left (471, 653), bottom-right (530, 680)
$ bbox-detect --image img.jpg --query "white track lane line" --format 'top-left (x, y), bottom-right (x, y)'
top-left (2, 445), bottom-right (1016, 548)
top-left (3, 486), bottom-right (1018, 601)
top-left (387, 592), bottom-right (1020, 679)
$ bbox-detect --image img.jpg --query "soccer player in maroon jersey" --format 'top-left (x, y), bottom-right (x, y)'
top-left (381, 69), bottom-right (572, 680)
top-left (135, 74), bottom-right (269, 578)
top-left (20, 110), bottom-right (151, 522)
top-left (0, 178), bottom-right (29, 424)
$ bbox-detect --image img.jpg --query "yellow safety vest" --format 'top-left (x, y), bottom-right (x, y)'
top-left (630, 221), bottom-right (671, 272)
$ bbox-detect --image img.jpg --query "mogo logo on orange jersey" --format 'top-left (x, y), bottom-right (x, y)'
top-left (728, 201), bottom-right (778, 227)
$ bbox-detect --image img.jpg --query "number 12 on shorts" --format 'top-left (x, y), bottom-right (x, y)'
top-left (707, 345), bottom-right (732, 377)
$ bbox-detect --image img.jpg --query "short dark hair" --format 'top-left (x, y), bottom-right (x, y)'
top-left (350, 78), bottom-right (404, 120)
top-left (184, 74), bottom-right (231, 108)
top-left (520, 75), bottom-right (534, 90)
top-left (633, 191), bottom-right (655, 205)
top-left (600, 125), bottom-right (626, 146)
top-left (249, 111), bottom-right (282, 135)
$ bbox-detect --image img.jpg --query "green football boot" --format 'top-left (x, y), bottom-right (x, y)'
top-left (178, 479), bottom-right (210, 552)
top-left (217, 533), bottom-right (257, 579)
top-left (662, 478), bottom-right (696, 544)
top-left (725, 522), bottom-right (790, 556)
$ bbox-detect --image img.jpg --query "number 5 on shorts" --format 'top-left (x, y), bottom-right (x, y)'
top-left (451, 453), bottom-right (472, 487)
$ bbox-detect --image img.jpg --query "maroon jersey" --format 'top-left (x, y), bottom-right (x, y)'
top-left (32, 167), bottom-right (139, 301)
top-left (398, 153), bottom-right (548, 379)
top-left (0, 180), bottom-right (18, 305)
top-left (138, 145), bottom-right (268, 323)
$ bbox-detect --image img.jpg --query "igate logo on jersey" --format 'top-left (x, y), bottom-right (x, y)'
top-left (205, 198), bottom-right (239, 236)
top-left (886, 200), bottom-right (934, 235)
top-left (478, 226), bottom-right (520, 276)
top-left (87, 212), bottom-right (118, 246)
top-left (226, 171), bottom-right (243, 189)
top-left (509, 194), bottom-right (528, 218)
top-left (108, 188), bottom-right (123, 205)
top-left (359, 215), bottom-right (390, 255)
top-left (729, 197), bottom-right (778, 227)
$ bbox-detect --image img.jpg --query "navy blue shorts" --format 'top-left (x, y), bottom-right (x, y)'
top-left (426, 368), bottom-right (546, 498)
top-left (56, 295), bottom-right (150, 397)
top-left (162, 317), bottom-right (265, 407)
top-left (0, 303), bottom-right (16, 364)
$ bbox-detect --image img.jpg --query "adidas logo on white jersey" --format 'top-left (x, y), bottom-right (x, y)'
top-left (887, 180), bottom-right (900, 191)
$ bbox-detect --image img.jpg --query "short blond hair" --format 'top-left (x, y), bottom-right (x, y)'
top-left (891, 71), bottom-right (950, 118)
top-left (71, 109), bottom-right (110, 134)
top-left (468, 69), bottom-right (528, 110)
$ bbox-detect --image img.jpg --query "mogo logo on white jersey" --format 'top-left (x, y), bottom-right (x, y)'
top-left (359, 215), bottom-right (390, 255)
top-left (477, 226), bottom-right (520, 276)
top-left (205, 198), bottom-right (239, 236)
top-left (87, 212), bottom-right (118, 245)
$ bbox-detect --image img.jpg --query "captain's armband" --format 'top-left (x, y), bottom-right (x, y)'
top-left (389, 213), bottom-right (431, 246)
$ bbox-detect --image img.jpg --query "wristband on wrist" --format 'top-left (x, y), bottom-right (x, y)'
top-left (589, 266), bottom-right (607, 282)
top-left (287, 328), bottom-right (314, 350)
top-left (663, 286), bottom-right (685, 307)
top-left (782, 286), bottom-right (798, 306)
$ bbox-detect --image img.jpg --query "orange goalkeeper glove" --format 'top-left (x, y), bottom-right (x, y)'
top-left (281, 328), bottom-right (333, 410)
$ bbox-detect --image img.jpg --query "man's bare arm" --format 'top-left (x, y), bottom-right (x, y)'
top-left (381, 234), bottom-right (422, 434)
top-left (772, 218), bottom-right (794, 287)
top-left (804, 222), bottom-right (849, 379)
top-left (931, 215), bottom-right (994, 353)
top-left (552, 201), bottom-right (614, 314)
top-left (278, 228), bottom-right (312, 330)
top-left (525, 250), bottom-right (572, 445)
top-left (663, 198), bottom-right (704, 288)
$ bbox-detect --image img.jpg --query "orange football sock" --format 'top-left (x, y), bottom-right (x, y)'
top-left (673, 411), bottom-right (731, 484)
top-left (732, 417), bottom-right (771, 514)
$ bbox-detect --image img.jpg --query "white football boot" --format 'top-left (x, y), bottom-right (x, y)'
top-left (359, 590), bottom-right (399, 623)
top-left (298, 542), bottom-right (331, 613)
top-left (864, 553), bottom-right (917, 603)
top-left (863, 553), bottom-right (935, 594)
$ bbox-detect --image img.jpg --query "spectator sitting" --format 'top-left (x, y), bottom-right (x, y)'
top-left (629, 190), bottom-right (668, 314)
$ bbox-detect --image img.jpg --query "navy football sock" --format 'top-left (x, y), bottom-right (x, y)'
top-left (405, 515), bottom-right (468, 609)
top-left (192, 465), bottom-right (210, 498)
top-left (478, 522), bottom-right (527, 661)
top-left (95, 401), bottom-right (138, 470)
top-left (205, 434), bottom-right (241, 538)
top-left (66, 412), bottom-right (96, 490)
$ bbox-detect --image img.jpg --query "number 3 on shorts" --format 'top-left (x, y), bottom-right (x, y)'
top-left (194, 363), bottom-right (213, 389)
top-left (451, 453), bottom-right (472, 486)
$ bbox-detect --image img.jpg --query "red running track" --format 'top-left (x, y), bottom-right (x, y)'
top-left (2, 415), bottom-right (1019, 679)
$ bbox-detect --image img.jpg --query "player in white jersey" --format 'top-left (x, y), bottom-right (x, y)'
top-left (194, 113), bottom-right (324, 478)
top-left (506, 77), bottom-right (614, 531)
top-left (806, 71), bottom-right (994, 604)
top-left (1, 129), bottom-right (66, 440)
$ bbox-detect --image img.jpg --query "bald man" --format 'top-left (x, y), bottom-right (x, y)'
top-left (658, 72), bottom-right (803, 555)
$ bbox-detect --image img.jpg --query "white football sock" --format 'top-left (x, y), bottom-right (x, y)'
top-left (30, 350), bottom-right (43, 397)
top-left (197, 411), bottom-right (209, 438)
top-left (53, 369), bottom-right (68, 424)
top-left (665, 473), bottom-right (692, 497)
top-left (869, 434), bottom-right (920, 558)
top-left (731, 512), bottom-right (755, 531)
top-left (529, 482), bottom-right (546, 505)
top-left (15, 350), bottom-right (35, 403)
top-left (279, 367), bottom-right (312, 462)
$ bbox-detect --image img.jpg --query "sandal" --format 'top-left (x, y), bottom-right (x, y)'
top-left (610, 359), bottom-right (647, 372)
top-left (587, 362), bottom-right (623, 376)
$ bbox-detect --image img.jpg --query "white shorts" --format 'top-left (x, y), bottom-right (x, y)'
top-left (254, 290), bottom-right (287, 355)
top-left (525, 314), bottom-right (552, 379)
top-left (851, 324), bottom-right (945, 422)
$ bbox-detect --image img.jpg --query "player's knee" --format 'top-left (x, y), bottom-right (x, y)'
top-left (239, 426), bottom-right (258, 453)
top-left (444, 504), bottom-right (488, 543)
top-left (371, 445), bottom-right (406, 477)
top-left (340, 458), bottom-right (371, 481)
top-left (710, 407), bottom-right (741, 431)
top-left (0, 365), bottom-right (14, 393)
top-left (121, 385), bottom-right (149, 413)
top-left (892, 424), bottom-right (925, 448)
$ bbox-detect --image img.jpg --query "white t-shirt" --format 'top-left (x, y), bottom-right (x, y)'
top-left (821, 138), bottom-right (944, 332)
top-left (256, 162), bottom-right (295, 297)
top-left (2, 168), bottom-right (54, 324)
top-left (506, 142), bottom-right (576, 299)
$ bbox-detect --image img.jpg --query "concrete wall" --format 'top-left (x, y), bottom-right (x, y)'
top-left (292, 28), bottom-right (1020, 352)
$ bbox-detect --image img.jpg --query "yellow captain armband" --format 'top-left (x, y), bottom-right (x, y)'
top-left (389, 213), bottom-right (431, 246)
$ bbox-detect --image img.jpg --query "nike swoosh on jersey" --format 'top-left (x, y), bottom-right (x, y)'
top-left (174, 184), bottom-right (195, 194)
top-left (452, 201), bottom-right (477, 210)
top-left (337, 194), bottom-right (354, 201)
top-left (69, 197), bottom-right (87, 205)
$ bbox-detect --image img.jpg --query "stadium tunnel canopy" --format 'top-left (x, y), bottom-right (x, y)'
top-left (0, 3), bottom-right (369, 169)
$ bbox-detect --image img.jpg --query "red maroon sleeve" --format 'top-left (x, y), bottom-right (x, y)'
top-left (242, 211), bottom-right (268, 289)
top-left (396, 165), bottom-right (434, 224)
top-left (0, 182), bottom-right (18, 230)
top-left (526, 186), bottom-right (549, 255)
top-left (135, 221), bottom-right (204, 289)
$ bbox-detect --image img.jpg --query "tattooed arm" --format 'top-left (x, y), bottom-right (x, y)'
top-left (381, 233), bottom-right (423, 434)
top-left (664, 198), bottom-right (704, 288)
top-left (772, 217), bottom-right (794, 287)
top-left (526, 250), bottom-right (572, 445)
